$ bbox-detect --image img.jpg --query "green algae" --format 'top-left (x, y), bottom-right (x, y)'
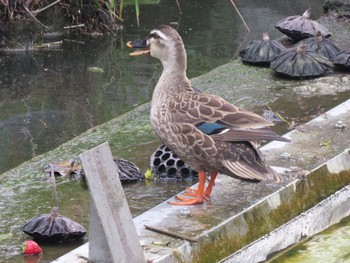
top-left (0, 103), bottom-right (155, 181)
top-left (270, 215), bottom-right (350, 263)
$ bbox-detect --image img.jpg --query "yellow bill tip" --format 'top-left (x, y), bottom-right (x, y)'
top-left (129, 50), bottom-right (151, 56)
top-left (126, 41), bottom-right (133, 48)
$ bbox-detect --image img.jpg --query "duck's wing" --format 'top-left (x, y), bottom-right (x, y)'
top-left (172, 92), bottom-right (273, 129)
top-left (170, 92), bottom-right (289, 142)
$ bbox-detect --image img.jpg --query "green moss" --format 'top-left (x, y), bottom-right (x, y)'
top-left (0, 103), bottom-right (155, 182)
top-left (190, 160), bottom-right (350, 263)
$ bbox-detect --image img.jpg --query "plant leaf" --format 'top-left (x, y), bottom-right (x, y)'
top-left (135, 0), bottom-right (140, 27)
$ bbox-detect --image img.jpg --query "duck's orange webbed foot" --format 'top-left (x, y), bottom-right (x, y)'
top-left (183, 188), bottom-right (210, 200)
top-left (184, 187), bottom-right (197, 196)
top-left (168, 170), bottom-right (207, 206)
top-left (168, 196), bottom-right (204, 205)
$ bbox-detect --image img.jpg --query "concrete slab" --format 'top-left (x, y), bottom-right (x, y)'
top-left (55, 99), bottom-right (350, 262)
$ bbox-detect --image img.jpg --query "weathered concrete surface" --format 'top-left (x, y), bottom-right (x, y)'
top-left (263, 99), bottom-right (350, 171)
top-left (54, 99), bottom-right (350, 263)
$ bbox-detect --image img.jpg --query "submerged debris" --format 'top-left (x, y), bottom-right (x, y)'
top-left (87, 67), bottom-right (105, 73)
top-left (284, 166), bottom-right (308, 180)
top-left (262, 109), bottom-right (285, 123)
top-left (270, 42), bottom-right (333, 78)
top-left (45, 157), bottom-right (144, 183)
top-left (275, 8), bottom-right (331, 41)
top-left (240, 32), bottom-right (286, 65)
top-left (44, 160), bottom-right (82, 178)
top-left (113, 157), bottom-right (145, 183)
top-left (150, 145), bottom-right (198, 180)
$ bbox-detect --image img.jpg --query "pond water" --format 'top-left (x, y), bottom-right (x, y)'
top-left (0, 0), bottom-right (324, 174)
top-left (268, 215), bottom-right (350, 263)
top-left (0, 0), bottom-right (349, 262)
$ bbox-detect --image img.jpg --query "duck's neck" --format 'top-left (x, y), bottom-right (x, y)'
top-left (155, 44), bottom-right (192, 96)
top-left (161, 44), bottom-right (187, 75)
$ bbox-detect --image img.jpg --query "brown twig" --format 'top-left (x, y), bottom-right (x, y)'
top-left (33, 41), bottom-right (63, 49)
top-left (50, 164), bottom-right (59, 208)
top-left (23, 5), bottom-right (49, 29)
top-left (229, 0), bottom-right (250, 32)
top-left (32, 0), bottom-right (61, 16)
top-left (229, 0), bottom-right (251, 60)
top-left (144, 225), bottom-right (198, 242)
top-left (176, 0), bottom-right (182, 13)
top-left (0, 47), bottom-right (63, 52)
top-left (64, 24), bottom-right (84, 30)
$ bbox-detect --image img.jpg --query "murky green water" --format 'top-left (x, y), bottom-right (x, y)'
top-left (268, 216), bottom-right (350, 263)
top-left (0, 0), bottom-right (324, 174)
top-left (1, 0), bottom-right (348, 262)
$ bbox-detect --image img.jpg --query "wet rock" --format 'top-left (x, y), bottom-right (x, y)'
top-left (262, 110), bottom-right (284, 123)
top-left (293, 76), bottom-right (350, 96)
top-left (335, 120), bottom-right (346, 129)
top-left (324, 0), bottom-right (350, 19)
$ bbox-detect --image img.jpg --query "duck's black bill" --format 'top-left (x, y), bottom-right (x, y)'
top-left (127, 39), bottom-right (150, 56)
top-left (127, 39), bottom-right (147, 48)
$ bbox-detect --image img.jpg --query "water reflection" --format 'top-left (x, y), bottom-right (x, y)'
top-left (0, 38), bottom-right (155, 173)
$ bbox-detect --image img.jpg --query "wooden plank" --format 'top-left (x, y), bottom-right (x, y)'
top-left (79, 142), bottom-right (144, 263)
top-left (88, 198), bottom-right (113, 260)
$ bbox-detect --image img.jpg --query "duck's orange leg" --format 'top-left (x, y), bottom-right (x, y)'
top-left (183, 172), bottom-right (217, 199)
top-left (168, 170), bottom-right (206, 205)
top-left (204, 172), bottom-right (217, 198)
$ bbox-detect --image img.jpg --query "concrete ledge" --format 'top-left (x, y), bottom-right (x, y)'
top-left (222, 151), bottom-right (350, 262)
top-left (55, 99), bottom-right (350, 262)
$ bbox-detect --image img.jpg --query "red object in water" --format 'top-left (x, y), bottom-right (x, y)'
top-left (22, 240), bottom-right (42, 256)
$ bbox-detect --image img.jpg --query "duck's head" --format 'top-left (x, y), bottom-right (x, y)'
top-left (127, 25), bottom-right (186, 71)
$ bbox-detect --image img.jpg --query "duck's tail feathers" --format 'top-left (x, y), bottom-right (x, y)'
top-left (222, 159), bottom-right (283, 183)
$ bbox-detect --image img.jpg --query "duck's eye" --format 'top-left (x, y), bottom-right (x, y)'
top-left (149, 33), bottom-right (161, 39)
